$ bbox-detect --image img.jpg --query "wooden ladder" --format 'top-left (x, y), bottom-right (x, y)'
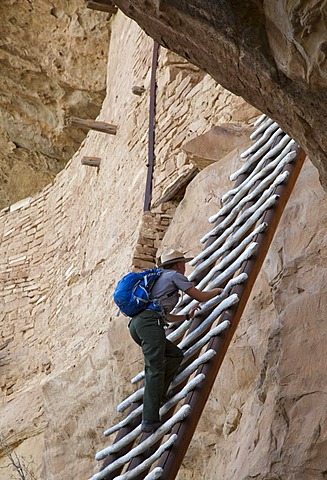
top-left (87, 115), bottom-right (306, 480)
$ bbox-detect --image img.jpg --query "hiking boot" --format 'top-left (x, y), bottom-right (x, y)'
top-left (141, 420), bottom-right (162, 433)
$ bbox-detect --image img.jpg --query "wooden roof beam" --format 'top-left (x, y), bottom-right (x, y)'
top-left (81, 157), bottom-right (101, 167)
top-left (69, 117), bottom-right (117, 135)
top-left (86, 1), bottom-right (118, 14)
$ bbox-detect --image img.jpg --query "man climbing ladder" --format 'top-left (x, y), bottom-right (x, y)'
top-left (128, 249), bottom-right (222, 433)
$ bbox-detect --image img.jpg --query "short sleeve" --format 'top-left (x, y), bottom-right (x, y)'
top-left (172, 272), bottom-right (193, 292)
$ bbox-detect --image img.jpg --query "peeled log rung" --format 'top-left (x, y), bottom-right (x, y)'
top-left (81, 157), bottom-right (101, 167)
top-left (70, 117), bottom-right (117, 135)
top-left (86, 1), bottom-right (118, 14)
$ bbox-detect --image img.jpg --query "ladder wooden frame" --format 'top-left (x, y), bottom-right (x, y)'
top-left (157, 145), bottom-right (306, 480)
top-left (90, 119), bottom-right (306, 480)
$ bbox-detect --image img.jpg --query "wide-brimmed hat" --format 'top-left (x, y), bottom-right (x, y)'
top-left (158, 249), bottom-right (193, 267)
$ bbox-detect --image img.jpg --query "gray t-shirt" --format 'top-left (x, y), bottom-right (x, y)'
top-left (150, 269), bottom-right (193, 314)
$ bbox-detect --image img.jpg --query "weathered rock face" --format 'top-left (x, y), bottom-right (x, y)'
top-left (0, 0), bottom-right (111, 208)
top-left (113, 0), bottom-right (327, 189)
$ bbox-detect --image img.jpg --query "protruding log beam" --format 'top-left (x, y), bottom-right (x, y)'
top-left (81, 157), bottom-right (101, 167)
top-left (69, 117), bottom-right (117, 135)
top-left (86, 1), bottom-right (118, 14)
top-left (132, 86), bottom-right (146, 96)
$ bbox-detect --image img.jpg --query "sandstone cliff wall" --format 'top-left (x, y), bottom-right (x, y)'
top-left (0, 0), bottom-right (111, 209)
top-left (0, 9), bottom-right (326, 480)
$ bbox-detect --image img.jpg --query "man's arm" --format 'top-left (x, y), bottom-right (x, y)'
top-left (166, 286), bottom-right (222, 322)
top-left (185, 286), bottom-right (222, 303)
top-left (166, 305), bottom-right (200, 323)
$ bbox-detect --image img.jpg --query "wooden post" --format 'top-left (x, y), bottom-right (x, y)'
top-left (69, 117), bottom-right (117, 135)
top-left (86, 1), bottom-right (118, 14)
top-left (143, 41), bottom-right (160, 212)
top-left (81, 157), bottom-right (101, 167)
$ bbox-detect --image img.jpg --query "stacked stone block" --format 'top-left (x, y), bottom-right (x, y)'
top-left (132, 203), bottom-right (175, 270)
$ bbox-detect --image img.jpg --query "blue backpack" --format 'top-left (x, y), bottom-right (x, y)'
top-left (113, 268), bottom-right (163, 317)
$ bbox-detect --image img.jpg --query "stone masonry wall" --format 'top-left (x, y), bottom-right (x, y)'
top-left (132, 206), bottom-right (175, 270)
top-left (152, 48), bottom-right (260, 207)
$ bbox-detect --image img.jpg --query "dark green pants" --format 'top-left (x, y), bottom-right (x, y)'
top-left (129, 310), bottom-right (183, 422)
